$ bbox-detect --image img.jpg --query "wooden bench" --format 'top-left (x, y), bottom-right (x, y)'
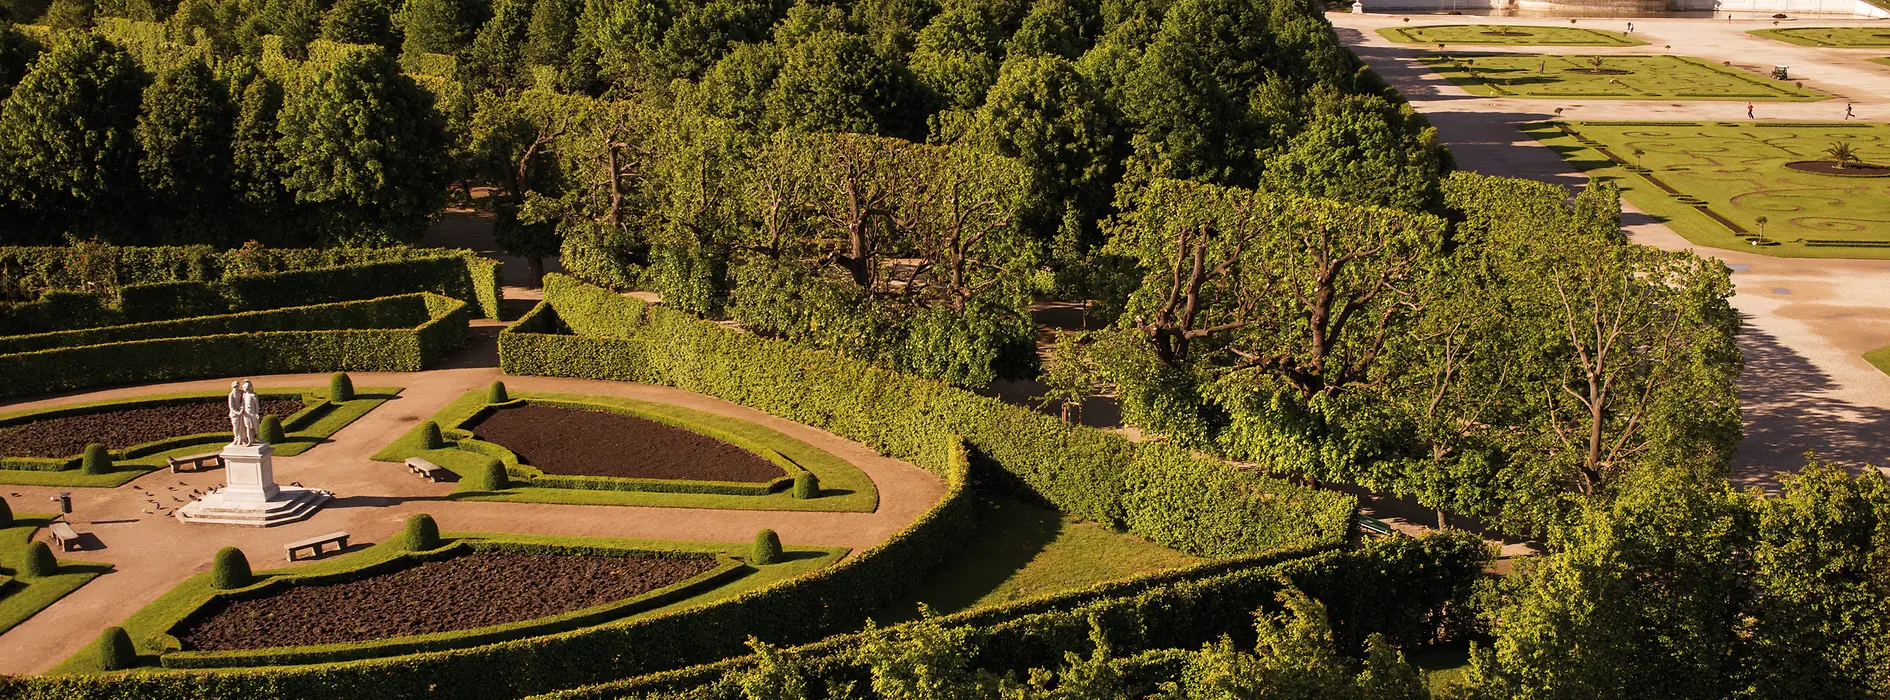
top-left (48, 521), bottom-right (81, 551)
top-left (285, 531), bottom-right (350, 561)
top-left (168, 452), bottom-right (223, 474)
top-left (404, 457), bottom-right (449, 482)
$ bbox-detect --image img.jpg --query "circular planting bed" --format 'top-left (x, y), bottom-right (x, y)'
top-left (471, 404), bottom-right (786, 482)
top-left (176, 551), bottom-right (718, 650)
top-left (1783, 160), bottom-right (1890, 177)
top-left (0, 397), bottom-right (304, 458)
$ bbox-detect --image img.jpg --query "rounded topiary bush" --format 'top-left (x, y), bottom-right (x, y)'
top-left (470, 458), bottom-right (509, 490)
top-left (211, 547), bottom-right (252, 589)
top-left (98, 626), bottom-right (135, 671)
top-left (404, 513), bottom-right (440, 551)
top-left (487, 381), bottom-right (509, 403)
top-left (81, 443), bottom-right (111, 475)
top-left (792, 472), bottom-right (820, 500)
top-left (21, 540), bottom-right (56, 578)
top-left (257, 415), bottom-right (286, 444)
top-left (751, 529), bottom-right (783, 565)
top-left (328, 372), bottom-right (355, 402)
top-left (419, 421), bottom-right (444, 450)
top-left (0, 495), bottom-right (11, 528)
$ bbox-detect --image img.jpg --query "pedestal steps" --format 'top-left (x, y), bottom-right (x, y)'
top-left (173, 488), bottom-right (332, 527)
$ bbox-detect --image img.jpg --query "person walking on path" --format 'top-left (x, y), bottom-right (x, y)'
top-left (1846, 103), bottom-right (1854, 120)
top-left (1626, 21), bottom-right (1634, 34)
top-left (1748, 102), bottom-right (1755, 119)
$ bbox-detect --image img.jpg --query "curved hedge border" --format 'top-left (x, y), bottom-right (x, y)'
top-left (155, 541), bottom-right (746, 669)
top-left (0, 393), bottom-right (330, 472)
top-left (0, 293), bottom-right (468, 400)
top-left (0, 436), bottom-right (975, 699)
top-left (452, 398), bottom-right (803, 496)
top-left (500, 275), bottom-right (1355, 558)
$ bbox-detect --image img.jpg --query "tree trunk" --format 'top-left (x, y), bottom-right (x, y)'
top-left (527, 257), bottom-right (546, 289)
top-left (1436, 509), bottom-right (1448, 530)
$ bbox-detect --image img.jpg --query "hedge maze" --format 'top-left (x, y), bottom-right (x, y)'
top-left (1420, 54), bottom-right (1827, 101)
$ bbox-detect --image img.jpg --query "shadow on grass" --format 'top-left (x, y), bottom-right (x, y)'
top-left (871, 497), bottom-right (1060, 623)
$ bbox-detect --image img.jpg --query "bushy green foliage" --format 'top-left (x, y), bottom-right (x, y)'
top-left (403, 513), bottom-right (441, 550)
top-left (419, 421), bottom-right (445, 450)
top-left (0, 495), bottom-right (11, 527)
top-left (469, 458), bottom-right (509, 490)
top-left (486, 380), bottom-right (508, 403)
top-left (257, 415), bottom-right (286, 443)
top-left (97, 626), bottom-right (135, 671)
top-left (211, 547), bottom-right (252, 589)
top-left (0, 31), bottom-right (142, 238)
top-left (20, 540), bottom-right (56, 578)
top-left (81, 443), bottom-right (112, 475)
top-left (327, 372), bottom-right (355, 401)
top-left (791, 472), bottom-right (818, 500)
top-left (750, 528), bottom-right (782, 564)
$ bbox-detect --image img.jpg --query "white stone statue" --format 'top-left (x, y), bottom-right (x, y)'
top-left (228, 380), bottom-right (261, 446)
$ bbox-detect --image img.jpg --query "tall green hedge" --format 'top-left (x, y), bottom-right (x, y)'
top-left (0, 293), bottom-right (469, 400)
top-left (0, 293), bottom-right (445, 355)
top-left (501, 275), bottom-right (1355, 558)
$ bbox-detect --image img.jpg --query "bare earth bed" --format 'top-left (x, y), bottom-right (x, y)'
top-left (470, 404), bottom-right (785, 482)
top-left (177, 551), bottom-right (717, 650)
top-left (0, 398), bottom-right (303, 458)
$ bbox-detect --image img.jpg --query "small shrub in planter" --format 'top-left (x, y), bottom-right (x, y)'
top-left (0, 495), bottom-right (11, 528)
top-left (404, 513), bottom-right (441, 550)
top-left (751, 529), bottom-right (783, 565)
top-left (258, 415), bottom-right (286, 444)
top-left (469, 459), bottom-right (509, 490)
top-left (792, 472), bottom-right (820, 500)
top-left (98, 626), bottom-right (135, 671)
top-left (487, 381), bottom-right (509, 403)
top-left (212, 547), bottom-right (252, 589)
top-left (21, 540), bottom-right (56, 578)
top-left (420, 421), bottom-right (445, 450)
top-left (82, 443), bottom-right (112, 475)
top-left (328, 372), bottom-right (355, 401)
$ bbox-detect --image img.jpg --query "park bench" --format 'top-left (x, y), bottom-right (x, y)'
top-left (168, 452), bottom-right (224, 474)
top-left (284, 531), bottom-right (350, 561)
top-left (1355, 514), bottom-right (1396, 538)
top-left (404, 457), bottom-right (449, 482)
top-left (48, 521), bottom-right (82, 551)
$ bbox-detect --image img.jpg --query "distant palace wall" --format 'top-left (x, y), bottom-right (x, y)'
top-left (1358, 0), bottom-right (1888, 17)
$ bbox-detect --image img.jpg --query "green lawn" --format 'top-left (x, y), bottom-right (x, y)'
top-left (1872, 57), bottom-right (1890, 69)
top-left (1411, 641), bottom-right (1475, 695)
top-left (1523, 121), bottom-right (1890, 258)
top-left (1419, 54), bottom-right (1826, 101)
top-left (874, 497), bottom-right (1203, 623)
top-left (0, 513), bottom-right (110, 635)
top-left (1750, 27), bottom-right (1890, 48)
top-left (48, 530), bottom-right (846, 674)
top-left (1864, 345), bottom-right (1890, 376)
top-left (0, 386), bottom-right (399, 488)
top-left (1379, 24), bottom-right (1645, 47)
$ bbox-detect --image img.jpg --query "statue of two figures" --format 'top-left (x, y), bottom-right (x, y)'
top-left (227, 380), bottom-right (263, 446)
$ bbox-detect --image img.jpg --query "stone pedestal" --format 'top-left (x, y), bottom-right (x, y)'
top-left (176, 442), bottom-right (329, 527)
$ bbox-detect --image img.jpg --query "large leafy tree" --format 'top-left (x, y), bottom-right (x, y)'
top-left (968, 54), bottom-right (1117, 254)
top-left (399, 0), bottom-right (480, 56)
top-left (320, 0), bottom-right (398, 51)
top-left (0, 31), bottom-right (143, 241)
top-left (764, 29), bottom-right (914, 137)
top-left (1119, 0), bottom-right (1272, 183)
top-left (137, 54), bottom-right (236, 243)
top-left (907, 5), bottom-right (998, 111)
top-left (462, 0), bottom-right (530, 93)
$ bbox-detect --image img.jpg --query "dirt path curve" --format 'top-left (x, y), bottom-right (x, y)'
top-left (1330, 13), bottom-right (1890, 486)
top-left (0, 365), bottom-right (945, 675)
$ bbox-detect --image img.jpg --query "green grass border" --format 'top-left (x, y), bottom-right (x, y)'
top-left (1864, 345), bottom-right (1890, 377)
top-left (1418, 53), bottom-right (1827, 101)
top-left (1749, 27), bottom-right (1890, 48)
top-left (0, 514), bottom-right (111, 635)
top-left (1871, 57), bottom-right (1890, 69)
top-left (1521, 120), bottom-right (1890, 260)
top-left (0, 386), bottom-right (400, 487)
top-left (49, 531), bottom-right (848, 674)
top-left (371, 389), bottom-right (878, 512)
top-left (1377, 24), bottom-right (1646, 47)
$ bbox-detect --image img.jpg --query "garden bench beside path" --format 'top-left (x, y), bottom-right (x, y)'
top-left (285, 531), bottom-right (349, 561)
top-left (47, 521), bottom-right (82, 551)
top-left (168, 452), bottom-right (224, 474)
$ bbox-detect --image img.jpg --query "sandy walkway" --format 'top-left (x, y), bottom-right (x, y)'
top-left (1329, 13), bottom-right (1890, 486)
top-left (0, 365), bottom-right (945, 675)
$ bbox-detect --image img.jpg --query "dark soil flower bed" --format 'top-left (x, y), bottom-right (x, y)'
top-left (177, 551), bottom-right (717, 651)
top-left (1784, 160), bottom-right (1890, 177)
top-left (470, 404), bottom-right (785, 483)
top-left (0, 397), bottom-right (304, 458)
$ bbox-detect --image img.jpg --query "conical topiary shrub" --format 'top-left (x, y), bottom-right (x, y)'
top-left (751, 529), bottom-right (783, 565)
top-left (419, 421), bottom-right (444, 450)
top-left (470, 458), bottom-right (509, 490)
top-left (211, 547), bottom-right (252, 589)
top-left (328, 372), bottom-right (355, 402)
top-left (82, 443), bottom-right (112, 475)
top-left (487, 381), bottom-right (509, 403)
top-left (792, 472), bottom-right (819, 500)
top-left (0, 495), bottom-right (11, 528)
top-left (258, 415), bottom-right (285, 444)
top-left (21, 540), bottom-right (56, 578)
top-left (98, 626), bottom-right (135, 671)
top-left (404, 513), bottom-right (440, 551)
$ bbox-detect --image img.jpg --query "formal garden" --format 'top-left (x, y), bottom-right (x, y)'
top-left (1524, 120), bottom-right (1890, 256)
top-left (1419, 53), bottom-right (1827, 100)
top-left (0, 0), bottom-right (1886, 697)
top-left (1378, 23), bottom-right (1645, 47)
top-left (1750, 26), bottom-right (1890, 48)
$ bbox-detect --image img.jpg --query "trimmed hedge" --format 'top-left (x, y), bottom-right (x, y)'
top-left (20, 541), bottom-right (56, 578)
top-left (501, 274), bottom-right (1355, 558)
top-left (0, 293), bottom-right (469, 400)
top-left (404, 514), bottom-right (441, 551)
top-left (0, 435), bottom-right (977, 698)
top-left (750, 530), bottom-right (782, 565)
top-left (0, 293), bottom-right (453, 355)
top-left (211, 548), bottom-right (252, 590)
